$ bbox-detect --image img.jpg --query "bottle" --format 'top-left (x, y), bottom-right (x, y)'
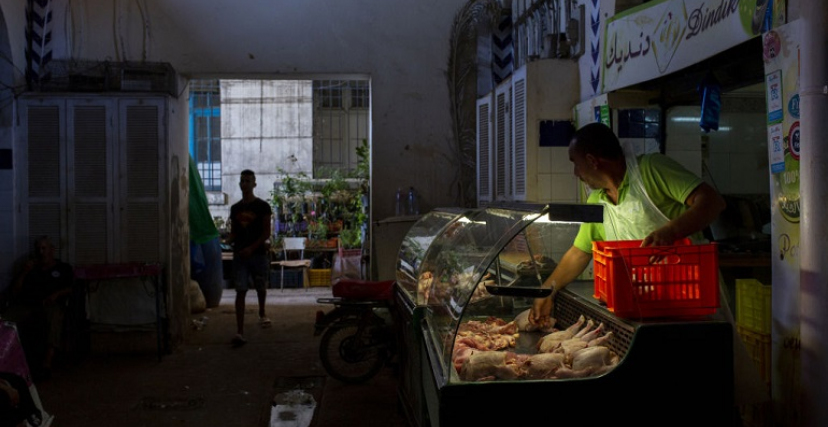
top-left (407, 187), bottom-right (418, 215)
top-left (395, 188), bottom-right (403, 216)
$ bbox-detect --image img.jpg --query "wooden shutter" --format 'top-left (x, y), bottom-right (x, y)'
top-left (512, 69), bottom-right (527, 201)
top-left (68, 99), bottom-right (114, 264)
top-left (119, 98), bottom-right (165, 263)
top-left (476, 95), bottom-right (493, 206)
top-left (494, 79), bottom-right (512, 201)
top-left (16, 98), bottom-right (66, 257)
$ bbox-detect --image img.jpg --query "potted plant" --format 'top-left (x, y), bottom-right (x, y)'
top-left (307, 220), bottom-right (329, 248)
top-left (338, 226), bottom-right (362, 250)
top-left (272, 169), bottom-right (313, 237)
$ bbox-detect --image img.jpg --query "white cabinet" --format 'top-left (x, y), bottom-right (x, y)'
top-left (476, 59), bottom-right (580, 205)
top-left (15, 95), bottom-right (170, 265)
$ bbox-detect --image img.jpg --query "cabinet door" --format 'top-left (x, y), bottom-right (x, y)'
top-left (494, 80), bottom-right (512, 201)
top-left (68, 98), bottom-right (116, 264)
top-left (118, 97), bottom-right (165, 263)
top-left (15, 98), bottom-right (67, 258)
top-left (476, 95), bottom-right (493, 205)
top-left (511, 70), bottom-right (527, 201)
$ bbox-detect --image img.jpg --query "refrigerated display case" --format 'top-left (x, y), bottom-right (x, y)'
top-left (395, 203), bottom-right (734, 426)
top-left (393, 208), bottom-right (470, 427)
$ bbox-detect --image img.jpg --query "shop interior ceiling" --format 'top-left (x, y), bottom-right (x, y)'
top-left (625, 36), bottom-right (765, 108)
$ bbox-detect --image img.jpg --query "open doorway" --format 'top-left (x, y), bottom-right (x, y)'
top-left (188, 78), bottom-right (371, 292)
top-left (188, 78), bottom-right (370, 223)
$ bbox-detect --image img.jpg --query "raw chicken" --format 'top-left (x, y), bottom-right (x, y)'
top-left (537, 330), bottom-right (575, 353)
top-left (587, 331), bottom-right (614, 348)
top-left (523, 353), bottom-right (566, 379)
top-left (571, 345), bottom-right (620, 372)
top-left (459, 350), bottom-right (525, 381)
top-left (578, 322), bottom-right (604, 343)
top-left (573, 319), bottom-right (595, 338)
top-left (554, 338), bottom-right (588, 362)
top-left (537, 315), bottom-right (586, 353)
top-left (514, 308), bottom-right (556, 333)
top-left (459, 317), bottom-right (518, 335)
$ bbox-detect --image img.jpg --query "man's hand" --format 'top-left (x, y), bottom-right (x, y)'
top-left (238, 246), bottom-right (254, 258)
top-left (641, 225), bottom-right (678, 247)
top-left (529, 296), bottom-right (553, 326)
top-left (0, 379), bottom-right (20, 407)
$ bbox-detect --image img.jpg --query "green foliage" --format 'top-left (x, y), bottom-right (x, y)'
top-left (339, 227), bottom-right (362, 249)
top-left (308, 221), bottom-right (329, 242)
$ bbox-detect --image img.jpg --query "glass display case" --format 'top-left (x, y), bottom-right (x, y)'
top-left (410, 203), bottom-right (603, 381)
top-left (394, 204), bottom-right (735, 427)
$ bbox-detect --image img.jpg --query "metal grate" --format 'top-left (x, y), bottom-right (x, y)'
top-left (312, 79), bottom-right (369, 177)
top-left (189, 80), bottom-right (222, 192)
top-left (554, 290), bottom-right (635, 358)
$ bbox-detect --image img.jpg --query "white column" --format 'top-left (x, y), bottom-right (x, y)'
top-left (799, 0), bottom-right (828, 425)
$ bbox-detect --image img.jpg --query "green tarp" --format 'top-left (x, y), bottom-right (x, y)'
top-left (189, 156), bottom-right (219, 244)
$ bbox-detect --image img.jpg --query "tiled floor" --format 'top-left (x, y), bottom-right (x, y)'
top-left (32, 288), bottom-right (408, 427)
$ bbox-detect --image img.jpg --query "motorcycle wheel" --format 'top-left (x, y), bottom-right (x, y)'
top-left (319, 321), bottom-right (386, 384)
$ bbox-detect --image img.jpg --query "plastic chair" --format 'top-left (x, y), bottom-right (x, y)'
top-left (273, 237), bottom-right (311, 291)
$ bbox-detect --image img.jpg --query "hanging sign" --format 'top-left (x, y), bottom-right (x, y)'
top-left (600, 0), bottom-right (775, 93)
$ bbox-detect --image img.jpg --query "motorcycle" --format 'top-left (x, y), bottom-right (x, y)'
top-left (314, 278), bottom-right (397, 383)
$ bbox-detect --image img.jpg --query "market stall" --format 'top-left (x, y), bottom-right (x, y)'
top-left (395, 203), bottom-right (734, 426)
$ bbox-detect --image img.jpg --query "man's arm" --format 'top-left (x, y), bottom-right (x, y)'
top-left (530, 245), bottom-right (593, 323)
top-left (540, 245), bottom-right (593, 292)
top-left (252, 212), bottom-right (273, 252)
top-left (642, 182), bottom-right (725, 247)
top-left (240, 206), bottom-right (272, 257)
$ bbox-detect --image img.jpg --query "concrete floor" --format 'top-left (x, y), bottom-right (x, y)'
top-left (32, 288), bottom-right (408, 427)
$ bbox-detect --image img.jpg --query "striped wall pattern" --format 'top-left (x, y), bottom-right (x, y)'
top-left (492, 9), bottom-right (513, 85)
top-left (589, 0), bottom-right (601, 94)
top-left (25, 0), bottom-right (53, 87)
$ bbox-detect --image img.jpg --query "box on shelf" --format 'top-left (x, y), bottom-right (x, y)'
top-left (736, 324), bottom-right (771, 387)
top-left (270, 269), bottom-right (304, 289)
top-left (736, 278), bottom-right (772, 334)
top-left (592, 239), bottom-right (720, 319)
top-left (308, 268), bottom-right (332, 287)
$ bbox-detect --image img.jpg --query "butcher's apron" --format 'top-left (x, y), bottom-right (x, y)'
top-left (603, 143), bottom-right (768, 407)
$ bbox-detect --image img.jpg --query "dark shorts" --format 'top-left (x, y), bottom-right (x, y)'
top-left (232, 253), bottom-right (269, 292)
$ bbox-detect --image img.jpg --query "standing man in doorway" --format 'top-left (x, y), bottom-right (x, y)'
top-left (227, 169), bottom-right (273, 347)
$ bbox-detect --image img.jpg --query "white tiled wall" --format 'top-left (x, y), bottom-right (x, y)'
top-left (666, 105), bottom-right (769, 195)
top-left (537, 146), bottom-right (579, 202)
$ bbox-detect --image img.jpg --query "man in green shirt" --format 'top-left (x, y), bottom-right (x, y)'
top-left (529, 122), bottom-right (725, 324)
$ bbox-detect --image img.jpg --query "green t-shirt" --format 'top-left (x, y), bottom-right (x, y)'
top-left (572, 153), bottom-right (705, 253)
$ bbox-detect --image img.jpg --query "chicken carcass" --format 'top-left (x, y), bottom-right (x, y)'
top-left (571, 345), bottom-right (620, 373)
top-left (459, 351), bottom-right (526, 381)
top-left (587, 331), bottom-right (614, 348)
top-left (523, 352), bottom-right (566, 379)
top-left (514, 308), bottom-right (556, 333)
top-left (537, 315), bottom-right (586, 353)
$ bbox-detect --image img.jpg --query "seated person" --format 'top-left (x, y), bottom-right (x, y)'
top-left (0, 372), bottom-right (41, 427)
top-left (3, 236), bottom-right (74, 380)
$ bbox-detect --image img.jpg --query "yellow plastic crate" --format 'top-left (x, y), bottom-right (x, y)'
top-left (736, 324), bottom-right (771, 387)
top-left (736, 279), bottom-right (772, 334)
top-left (308, 268), bottom-right (332, 287)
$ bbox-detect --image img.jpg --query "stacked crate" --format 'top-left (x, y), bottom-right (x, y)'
top-left (308, 268), bottom-right (332, 287)
top-left (735, 278), bottom-right (772, 426)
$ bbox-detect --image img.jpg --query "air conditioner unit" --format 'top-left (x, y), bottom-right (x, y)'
top-left (115, 62), bottom-right (178, 96)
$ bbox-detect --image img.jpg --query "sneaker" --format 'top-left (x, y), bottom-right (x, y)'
top-left (259, 317), bottom-right (272, 328)
top-left (231, 334), bottom-right (247, 347)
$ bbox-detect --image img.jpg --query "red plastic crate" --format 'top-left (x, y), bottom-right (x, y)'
top-left (592, 239), bottom-right (720, 319)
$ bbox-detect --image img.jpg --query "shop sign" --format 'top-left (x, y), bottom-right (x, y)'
top-left (600, 0), bottom-right (769, 93)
